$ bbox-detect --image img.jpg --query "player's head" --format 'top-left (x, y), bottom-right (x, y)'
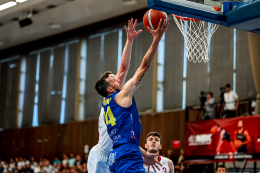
top-left (216, 125), bottom-right (221, 133)
top-left (145, 132), bottom-right (162, 154)
top-left (95, 71), bottom-right (121, 97)
top-left (216, 165), bottom-right (226, 173)
top-left (207, 91), bottom-right (213, 99)
top-left (225, 83), bottom-right (231, 92)
top-left (238, 120), bottom-right (243, 129)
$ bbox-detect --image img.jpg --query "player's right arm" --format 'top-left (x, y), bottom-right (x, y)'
top-left (168, 159), bottom-right (175, 173)
top-left (115, 19), bottom-right (168, 107)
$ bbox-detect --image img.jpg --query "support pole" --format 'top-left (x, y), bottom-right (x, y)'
top-left (152, 51), bottom-right (158, 113)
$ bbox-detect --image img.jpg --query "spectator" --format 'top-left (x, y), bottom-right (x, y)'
top-left (53, 156), bottom-right (61, 166)
top-left (39, 161), bottom-right (45, 173)
top-left (166, 149), bottom-right (177, 165)
top-left (42, 156), bottom-right (48, 166)
top-left (175, 149), bottom-right (185, 173)
top-left (74, 155), bottom-right (84, 166)
top-left (2, 162), bottom-right (7, 173)
top-left (44, 161), bottom-right (53, 173)
top-left (81, 163), bottom-right (88, 173)
top-left (68, 153), bottom-right (76, 167)
top-left (203, 92), bottom-right (215, 120)
top-left (14, 158), bottom-right (19, 166)
top-left (9, 159), bottom-right (15, 171)
top-left (53, 163), bottom-right (59, 173)
top-left (62, 154), bottom-right (69, 167)
top-left (33, 163), bottom-right (41, 173)
top-left (216, 165), bottom-right (226, 173)
top-left (84, 154), bottom-right (88, 163)
top-left (25, 164), bottom-right (33, 173)
top-left (30, 157), bottom-right (36, 169)
top-left (0, 163), bottom-right (4, 173)
top-left (17, 157), bottom-right (24, 170)
top-left (4, 163), bottom-right (12, 173)
top-left (224, 84), bottom-right (239, 118)
top-left (23, 158), bottom-right (30, 166)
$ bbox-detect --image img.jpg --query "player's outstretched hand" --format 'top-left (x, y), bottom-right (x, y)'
top-left (143, 153), bottom-right (162, 172)
top-left (147, 18), bottom-right (168, 42)
top-left (124, 18), bottom-right (142, 41)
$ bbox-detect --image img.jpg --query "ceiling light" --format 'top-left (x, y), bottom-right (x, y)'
top-left (16, 0), bottom-right (28, 3)
top-left (122, 0), bottom-right (137, 5)
top-left (49, 23), bottom-right (61, 29)
top-left (0, 1), bottom-right (17, 11)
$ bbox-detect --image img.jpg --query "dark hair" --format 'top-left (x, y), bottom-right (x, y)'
top-left (207, 91), bottom-right (213, 97)
top-left (146, 132), bottom-right (162, 144)
top-left (95, 71), bottom-right (113, 97)
top-left (217, 165), bottom-right (226, 171)
top-left (225, 83), bottom-right (231, 88)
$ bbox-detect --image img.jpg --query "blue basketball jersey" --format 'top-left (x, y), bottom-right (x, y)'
top-left (102, 91), bottom-right (141, 148)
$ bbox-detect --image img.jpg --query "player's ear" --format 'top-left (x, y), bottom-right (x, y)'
top-left (160, 145), bottom-right (162, 150)
top-left (107, 87), bottom-right (113, 93)
top-left (145, 143), bottom-right (147, 149)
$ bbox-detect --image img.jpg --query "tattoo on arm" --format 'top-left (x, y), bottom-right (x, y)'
top-left (135, 73), bottom-right (145, 87)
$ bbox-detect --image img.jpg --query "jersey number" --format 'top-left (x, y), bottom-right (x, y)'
top-left (163, 167), bottom-right (167, 173)
top-left (104, 106), bottom-right (116, 126)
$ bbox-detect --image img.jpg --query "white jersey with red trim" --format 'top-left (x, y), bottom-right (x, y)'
top-left (97, 106), bottom-right (113, 152)
top-left (144, 155), bottom-right (169, 173)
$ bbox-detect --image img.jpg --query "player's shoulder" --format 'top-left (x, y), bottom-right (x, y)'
top-left (244, 130), bottom-right (249, 135)
top-left (161, 156), bottom-right (173, 166)
top-left (167, 158), bottom-right (174, 166)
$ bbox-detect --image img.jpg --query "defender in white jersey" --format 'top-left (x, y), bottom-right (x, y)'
top-left (87, 18), bottom-right (142, 173)
top-left (144, 132), bottom-right (174, 173)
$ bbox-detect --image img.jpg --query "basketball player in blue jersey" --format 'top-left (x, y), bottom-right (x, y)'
top-left (88, 18), bottom-right (142, 172)
top-left (88, 18), bottom-right (160, 173)
top-left (95, 19), bottom-right (168, 173)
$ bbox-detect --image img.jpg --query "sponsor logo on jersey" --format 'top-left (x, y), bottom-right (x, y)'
top-left (188, 134), bottom-right (212, 146)
top-left (109, 152), bottom-right (116, 166)
top-left (109, 128), bottom-right (118, 138)
top-left (113, 135), bottom-right (121, 143)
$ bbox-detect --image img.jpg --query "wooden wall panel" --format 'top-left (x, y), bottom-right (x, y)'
top-left (1, 111), bottom-right (186, 161)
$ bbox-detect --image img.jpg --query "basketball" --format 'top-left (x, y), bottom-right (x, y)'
top-left (234, 140), bottom-right (242, 150)
top-left (211, 125), bottom-right (217, 134)
top-left (143, 9), bottom-right (169, 32)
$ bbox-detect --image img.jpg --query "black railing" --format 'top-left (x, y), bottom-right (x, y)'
top-left (185, 97), bottom-right (260, 122)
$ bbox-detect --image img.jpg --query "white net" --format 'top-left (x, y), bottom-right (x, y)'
top-left (172, 15), bottom-right (218, 63)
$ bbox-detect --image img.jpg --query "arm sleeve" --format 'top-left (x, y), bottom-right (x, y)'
top-left (233, 91), bottom-right (238, 99)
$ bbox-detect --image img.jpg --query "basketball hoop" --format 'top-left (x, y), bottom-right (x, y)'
top-left (172, 14), bottom-right (218, 63)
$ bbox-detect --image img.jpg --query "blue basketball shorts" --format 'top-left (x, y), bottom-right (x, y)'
top-left (109, 143), bottom-right (145, 173)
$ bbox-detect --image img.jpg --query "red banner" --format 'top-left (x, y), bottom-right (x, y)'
top-left (185, 116), bottom-right (260, 163)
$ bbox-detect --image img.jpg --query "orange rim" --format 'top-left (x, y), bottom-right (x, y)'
top-left (172, 14), bottom-right (200, 21)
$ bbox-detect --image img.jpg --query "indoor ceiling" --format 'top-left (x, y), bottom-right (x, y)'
top-left (0, 0), bottom-right (147, 51)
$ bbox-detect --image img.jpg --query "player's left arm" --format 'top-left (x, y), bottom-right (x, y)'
top-left (139, 146), bottom-right (162, 172)
top-left (168, 159), bottom-right (175, 173)
top-left (115, 18), bottom-right (142, 87)
top-left (242, 130), bottom-right (251, 145)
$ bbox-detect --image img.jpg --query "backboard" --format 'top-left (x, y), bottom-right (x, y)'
top-left (147, 0), bottom-right (260, 33)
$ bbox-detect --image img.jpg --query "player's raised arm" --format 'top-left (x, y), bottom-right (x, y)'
top-left (115, 18), bottom-right (142, 87)
top-left (115, 19), bottom-right (168, 107)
